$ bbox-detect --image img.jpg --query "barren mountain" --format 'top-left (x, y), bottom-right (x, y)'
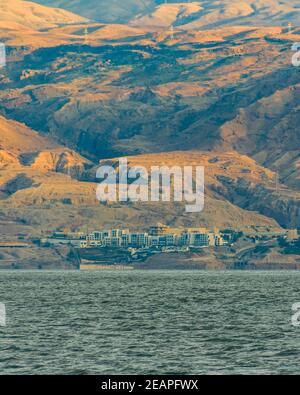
top-left (0, 118), bottom-right (287, 233)
top-left (1, 23), bottom-right (298, 171)
top-left (0, 116), bottom-right (91, 175)
top-left (130, 2), bottom-right (203, 29)
top-left (0, 0), bottom-right (89, 48)
top-left (0, 0), bottom-right (88, 30)
top-left (34, 0), bottom-right (300, 27)
top-left (33, 0), bottom-right (156, 23)
top-left (0, 115), bottom-right (55, 156)
top-left (0, 0), bottom-right (299, 242)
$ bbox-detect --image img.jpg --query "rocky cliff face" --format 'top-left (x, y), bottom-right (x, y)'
top-left (1, 26), bottom-right (299, 161)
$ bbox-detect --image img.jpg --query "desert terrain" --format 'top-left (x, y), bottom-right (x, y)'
top-left (0, 0), bottom-right (299, 268)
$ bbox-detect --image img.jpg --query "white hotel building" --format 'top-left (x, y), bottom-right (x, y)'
top-left (84, 228), bottom-right (225, 248)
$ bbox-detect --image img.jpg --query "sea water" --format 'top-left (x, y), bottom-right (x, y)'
top-left (0, 270), bottom-right (300, 375)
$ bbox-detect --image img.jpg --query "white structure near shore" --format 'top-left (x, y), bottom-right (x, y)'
top-left (43, 224), bottom-right (226, 249)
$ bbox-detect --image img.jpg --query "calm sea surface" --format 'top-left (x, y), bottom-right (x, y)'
top-left (0, 270), bottom-right (300, 375)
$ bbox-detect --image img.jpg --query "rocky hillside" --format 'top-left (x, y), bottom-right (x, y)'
top-left (33, 0), bottom-right (155, 23)
top-left (0, 0), bottom-right (299, 240)
top-left (33, 1), bottom-right (300, 27)
top-left (0, 0), bottom-right (88, 30)
top-left (0, 118), bottom-right (288, 234)
top-left (1, 22), bottom-right (299, 179)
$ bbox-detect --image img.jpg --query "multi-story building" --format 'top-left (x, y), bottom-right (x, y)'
top-left (92, 232), bottom-right (104, 241)
top-left (149, 223), bottom-right (170, 236)
top-left (111, 237), bottom-right (121, 247)
top-left (147, 234), bottom-right (177, 247)
top-left (177, 232), bottom-right (190, 246)
top-left (121, 234), bottom-right (130, 247)
top-left (103, 237), bottom-right (111, 247)
top-left (129, 233), bottom-right (149, 248)
top-left (111, 229), bottom-right (125, 238)
top-left (165, 234), bottom-right (176, 246)
top-left (178, 232), bottom-right (218, 247)
top-left (50, 225), bottom-right (226, 250)
top-left (190, 233), bottom-right (210, 247)
top-left (149, 236), bottom-right (159, 246)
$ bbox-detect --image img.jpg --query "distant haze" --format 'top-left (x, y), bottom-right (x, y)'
top-left (32, 0), bottom-right (158, 23)
top-left (32, 0), bottom-right (300, 26)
